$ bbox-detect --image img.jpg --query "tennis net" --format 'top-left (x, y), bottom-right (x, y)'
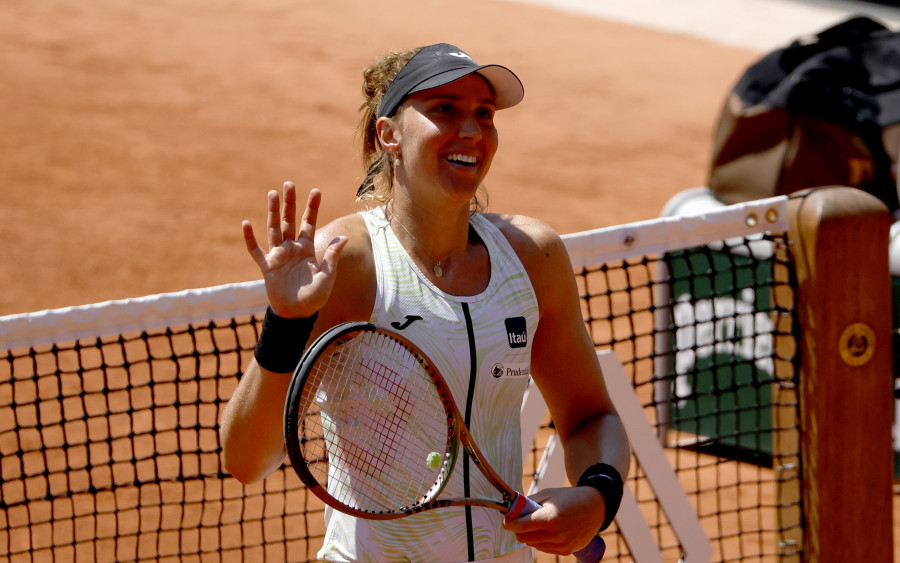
top-left (559, 194), bottom-right (799, 561)
top-left (0, 188), bottom-right (891, 562)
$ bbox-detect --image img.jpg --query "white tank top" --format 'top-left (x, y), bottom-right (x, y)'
top-left (317, 207), bottom-right (540, 563)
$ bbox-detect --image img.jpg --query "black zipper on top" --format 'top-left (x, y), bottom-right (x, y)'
top-left (461, 302), bottom-right (478, 561)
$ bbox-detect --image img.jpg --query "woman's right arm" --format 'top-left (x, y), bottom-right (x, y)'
top-left (219, 183), bottom-right (371, 484)
top-left (220, 359), bottom-right (296, 483)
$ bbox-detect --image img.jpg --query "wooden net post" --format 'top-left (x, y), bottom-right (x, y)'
top-left (786, 186), bottom-right (894, 561)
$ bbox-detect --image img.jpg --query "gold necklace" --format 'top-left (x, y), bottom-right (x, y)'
top-left (386, 203), bottom-right (462, 278)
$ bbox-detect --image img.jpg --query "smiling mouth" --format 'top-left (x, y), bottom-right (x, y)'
top-left (446, 153), bottom-right (477, 165)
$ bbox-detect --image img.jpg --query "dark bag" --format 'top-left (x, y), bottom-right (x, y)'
top-left (708, 16), bottom-right (900, 212)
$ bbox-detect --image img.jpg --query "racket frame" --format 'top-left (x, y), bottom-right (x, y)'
top-left (284, 322), bottom-right (521, 519)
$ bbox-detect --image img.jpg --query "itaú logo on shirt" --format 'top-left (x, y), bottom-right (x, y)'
top-left (505, 317), bottom-right (527, 348)
top-left (491, 362), bottom-right (530, 379)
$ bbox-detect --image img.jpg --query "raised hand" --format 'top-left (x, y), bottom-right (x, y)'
top-left (242, 182), bottom-right (347, 319)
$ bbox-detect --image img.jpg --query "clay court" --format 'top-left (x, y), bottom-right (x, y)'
top-left (2, 0), bottom-right (898, 560)
top-left (0, 0), bottom-right (767, 317)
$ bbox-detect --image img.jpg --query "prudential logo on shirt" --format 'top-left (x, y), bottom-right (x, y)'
top-left (505, 317), bottom-right (527, 348)
top-left (491, 362), bottom-right (530, 378)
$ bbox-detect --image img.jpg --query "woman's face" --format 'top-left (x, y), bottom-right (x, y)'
top-left (388, 74), bottom-right (499, 203)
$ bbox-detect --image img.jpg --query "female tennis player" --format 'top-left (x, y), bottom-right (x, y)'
top-left (220, 43), bottom-right (631, 563)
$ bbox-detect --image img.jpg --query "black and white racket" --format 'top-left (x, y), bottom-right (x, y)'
top-left (283, 322), bottom-right (606, 562)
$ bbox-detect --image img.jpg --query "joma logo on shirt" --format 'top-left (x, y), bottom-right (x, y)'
top-left (505, 317), bottom-right (527, 348)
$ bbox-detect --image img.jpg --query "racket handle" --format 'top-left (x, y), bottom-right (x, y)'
top-left (508, 493), bottom-right (606, 563)
top-left (571, 538), bottom-right (607, 563)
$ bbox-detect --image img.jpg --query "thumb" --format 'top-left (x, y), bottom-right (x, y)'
top-left (503, 496), bottom-right (548, 533)
top-left (527, 489), bottom-right (553, 505)
top-left (318, 236), bottom-right (349, 276)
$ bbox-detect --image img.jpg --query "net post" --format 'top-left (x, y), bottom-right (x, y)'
top-left (786, 186), bottom-right (894, 561)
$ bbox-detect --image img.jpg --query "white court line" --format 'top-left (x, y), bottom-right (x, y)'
top-left (502, 0), bottom-right (900, 51)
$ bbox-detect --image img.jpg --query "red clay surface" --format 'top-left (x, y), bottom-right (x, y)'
top-left (0, 0), bottom-right (760, 317)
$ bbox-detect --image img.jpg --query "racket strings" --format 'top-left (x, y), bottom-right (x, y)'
top-left (293, 330), bottom-right (451, 514)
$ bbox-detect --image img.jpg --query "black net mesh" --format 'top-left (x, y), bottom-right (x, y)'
top-left (0, 232), bottom-right (801, 562)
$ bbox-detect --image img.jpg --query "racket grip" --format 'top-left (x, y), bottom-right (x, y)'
top-left (507, 493), bottom-right (606, 563)
top-left (572, 538), bottom-right (606, 563)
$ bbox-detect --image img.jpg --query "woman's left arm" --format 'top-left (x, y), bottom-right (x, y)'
top-left (497, 216), bottom-right (631, 555)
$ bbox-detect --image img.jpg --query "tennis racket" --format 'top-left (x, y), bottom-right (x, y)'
top-left (283, 321), bottom-right (606, 562)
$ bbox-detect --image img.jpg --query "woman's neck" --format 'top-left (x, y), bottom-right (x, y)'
top-left (384, 198), bottom-right (474, 279)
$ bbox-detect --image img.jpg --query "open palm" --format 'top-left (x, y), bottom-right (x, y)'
top-left (242, 182), bottom-right (346, 318)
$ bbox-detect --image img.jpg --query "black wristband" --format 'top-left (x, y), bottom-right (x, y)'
top-left (253, 307), bottom-right (318, 373)
top-left (576, 462), bottom-right (624, 532)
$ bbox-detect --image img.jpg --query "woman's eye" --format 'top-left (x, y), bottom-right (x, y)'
top-left (476, 107), bottom-right (495, 120)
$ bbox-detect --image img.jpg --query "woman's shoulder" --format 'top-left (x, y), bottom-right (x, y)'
top-left (481, 212), bottom-right (565, 260)
top-left (316, 212), bottom-right (370, 252)
top-left (316, 212), bottom-right (376, 322)
top-left (481, 212), bottom-right (574, 299)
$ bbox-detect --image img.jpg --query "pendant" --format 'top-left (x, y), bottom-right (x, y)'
top-left (433, 262), bottom-right (443, 277)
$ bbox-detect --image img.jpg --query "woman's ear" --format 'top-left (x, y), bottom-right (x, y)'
top-left (375, 116), bottom-right (401, 157)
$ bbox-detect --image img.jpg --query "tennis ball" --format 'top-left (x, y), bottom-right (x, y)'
top-left (426, 452), bottom-right (442, 469)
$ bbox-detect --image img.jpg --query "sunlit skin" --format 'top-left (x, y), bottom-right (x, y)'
top-left (376, 75), bottom-right (499, 275)
top-left (383, 73), bottom-right (499, 208)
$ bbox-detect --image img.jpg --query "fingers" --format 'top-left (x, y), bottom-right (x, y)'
top-left (267, 183), bottom-right (320, 249)
top-left (502, 490), bottom-right (554, 533)
top-left (298, 188), bottom-right (322, 242)
top-left (266, 189), bottom-right (283, 250)
top-left (252, 183), bottom-right (323, 278)
top-left (502, 488), bottom-right (603, 556)
top-left (502, 509), bottom-right (569, 556)
top-left (317, 235), bottom-right (349, 277)
top-left (281, 182), bottom-right (297, 241)
top-left (503, 508), bottom-right (546, 534)
top-left (242, 220), bottom-right (269, 272)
